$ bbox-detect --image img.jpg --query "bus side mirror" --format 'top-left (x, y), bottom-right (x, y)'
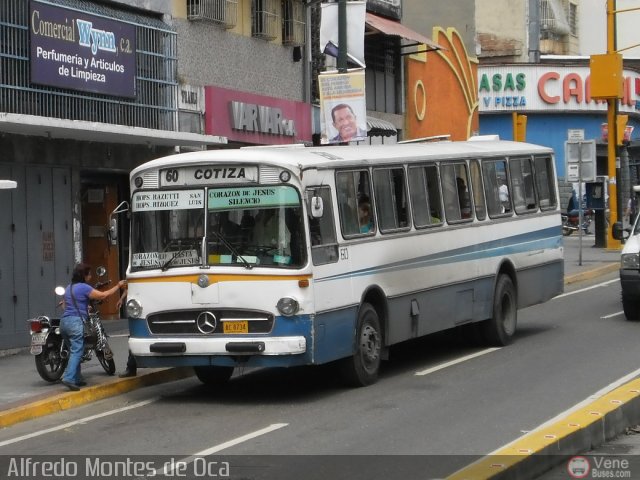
top-left (107, 201), bottom-right (129, 246)
top-left (109, 218), bottom-right (118, 245)
top-left (310, 196), bottom-right (324, 218)
top-left (612, 221), bottom-right (628, 241)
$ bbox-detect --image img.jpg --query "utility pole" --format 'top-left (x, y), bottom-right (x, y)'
top-left (606, 0), bottom-right (620, 249)
top-left (337, 0), bottom-right (347, 73)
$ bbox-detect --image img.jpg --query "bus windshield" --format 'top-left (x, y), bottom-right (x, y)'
top-left (130, 185), bottom-right (306, 271)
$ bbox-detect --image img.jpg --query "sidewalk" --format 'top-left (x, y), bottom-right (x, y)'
top-left (0, 235), bottom-right (625, 473)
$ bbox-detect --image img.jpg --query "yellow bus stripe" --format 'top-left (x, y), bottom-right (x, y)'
top-left (128, 274), bottom-right (312, 284)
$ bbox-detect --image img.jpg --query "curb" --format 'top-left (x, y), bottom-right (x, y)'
top-left (564, 263), bottom-right (619, 285)
top-left (0, 367), bottom-right (194, 428)
top-left (447, 378), bottom-right (640, 480)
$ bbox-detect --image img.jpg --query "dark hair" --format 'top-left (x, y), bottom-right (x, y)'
top-left (71, 263), bottom-right (91, 284)
top-left (331, 103), bottom-right (354, 122)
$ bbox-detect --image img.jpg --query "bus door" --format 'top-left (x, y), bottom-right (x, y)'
top-left (306, 186), bottom-right (354, 362)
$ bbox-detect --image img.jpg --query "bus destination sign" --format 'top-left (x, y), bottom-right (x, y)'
top-left (160, 165), bottom-right (258, 187)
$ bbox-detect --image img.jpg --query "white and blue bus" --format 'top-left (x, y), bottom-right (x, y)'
top-left (124, 139), bottom-right (563, 386)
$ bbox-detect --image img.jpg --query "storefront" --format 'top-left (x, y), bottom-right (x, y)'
top-left (478, 62), bottom-right (640, 179)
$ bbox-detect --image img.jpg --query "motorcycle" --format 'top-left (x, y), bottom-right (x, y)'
top-left (28, 266), bottom-right (116, 382)
top-left (562, 209), bottom-right (593, 236)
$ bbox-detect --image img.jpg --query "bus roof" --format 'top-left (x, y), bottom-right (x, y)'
top-left (131, 140), bottom-right (554, 178)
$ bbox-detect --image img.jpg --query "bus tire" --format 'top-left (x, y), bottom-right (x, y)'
top-left (340, 303), bottom-right (382, 387)
top-left (483, 274), bottom-right (517, 346)
top-left (194, 366), bottom-right (234, 386)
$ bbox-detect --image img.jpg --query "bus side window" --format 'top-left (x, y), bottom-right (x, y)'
top-left (534, 156), bottom-right (557, 210)
top-left (373, 167), bottom-right (410, 232)
top-left (409, 164), bottom-right (443, 227)
top-left (306, 187), bottom-right (339, 265)
top-left (336, 170), bottom-right (373, 237)
top-left (441, 163), bottom-right (472, 222)
top-left (511, 157), bottom-right (537, 214)
top-left (482, 159), bottom-right (511, 217)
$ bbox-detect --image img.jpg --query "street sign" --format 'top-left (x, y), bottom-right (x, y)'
top-left (565, 140), bottom-right (596, 182)
top-left (568, 129), bottom-right (585, 141)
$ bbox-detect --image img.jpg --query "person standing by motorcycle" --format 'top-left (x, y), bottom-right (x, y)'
top-left (567, 189), bottom-right (578, 214)
top-left (60, 263), bottom-right (126, 391)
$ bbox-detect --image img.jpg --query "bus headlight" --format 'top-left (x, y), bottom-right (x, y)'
top-left (276, 297), bottom-right (299, 316)
top-left (126, 299), bottom-right (143, 318)
top-left (622, 253), bottom-right (640, 270)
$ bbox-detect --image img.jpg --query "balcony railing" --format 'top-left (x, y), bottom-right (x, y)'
top-left (187, 0), bottom-right (238, 29)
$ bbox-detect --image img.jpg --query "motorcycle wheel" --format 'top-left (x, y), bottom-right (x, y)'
top-left (35, 347), bottom-right (68, 382)
top-left (562, 226), bottom-right (573, 236)
top-left (96, 350), bottom-right (116, 375)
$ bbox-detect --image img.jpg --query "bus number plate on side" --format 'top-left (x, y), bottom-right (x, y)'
top-left (223, 321), bottom-right (248, 334)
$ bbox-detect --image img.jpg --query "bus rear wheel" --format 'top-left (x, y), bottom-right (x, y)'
top-left (194, 366), bottom-right (234, 386)
top-left (483, 274), bottom-right (517, 346)
top-left (340, 303), bottom-right (382, 387)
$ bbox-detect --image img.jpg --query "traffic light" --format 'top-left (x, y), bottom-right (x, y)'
top-left (617, 114), bottom-right (628, 145)
top-left (512, 112), bottom-right (527, 142)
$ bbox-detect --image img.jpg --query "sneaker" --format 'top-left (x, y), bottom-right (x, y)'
top-left (61, 380), bottom-right (80, 391)
top-left (77, 380), bottom-right (87, 387)
top-left (118, 369), bottom-right (137, 378)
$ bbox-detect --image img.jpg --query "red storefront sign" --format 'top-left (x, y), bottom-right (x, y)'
top-left (204, 86), bottom-right (312, 145)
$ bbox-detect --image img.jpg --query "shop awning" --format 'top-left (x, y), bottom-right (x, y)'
top-left (367, 116), bottom-right (397, 137)
top-left (0, 113), bottom-right (227, 148)
top-left (365, 12), bottom-right (443, 53)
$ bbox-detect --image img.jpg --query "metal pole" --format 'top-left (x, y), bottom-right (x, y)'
top-left (337, 0), bottom-right (347, 73)
top-left (578, 141), bottom-right (583, 266)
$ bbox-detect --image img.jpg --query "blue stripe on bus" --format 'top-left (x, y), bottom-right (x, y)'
top-left (315, 226), bottom-right (562, 283)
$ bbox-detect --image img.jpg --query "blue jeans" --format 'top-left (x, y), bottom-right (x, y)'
top-left (60, 316), bottom-right (84, 385)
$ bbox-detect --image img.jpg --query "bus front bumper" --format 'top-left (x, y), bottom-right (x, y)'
top-left (129, 336), bottom-right (307, 356)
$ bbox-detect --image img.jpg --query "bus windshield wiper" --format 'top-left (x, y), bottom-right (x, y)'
top-left (160, 239), bottom-right (199, 271)
top-left (208, 231), bottom-right (252, 270)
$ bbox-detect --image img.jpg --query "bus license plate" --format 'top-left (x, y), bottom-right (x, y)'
top-left (223, 321), bottom-right (248, 334)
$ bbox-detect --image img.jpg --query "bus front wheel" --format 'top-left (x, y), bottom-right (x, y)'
top-left (483, 274), bottom-right (517, 346)
top-left (340, 303), bottom-right (382, 387)
top-left (194, 366), bottom-right (234, 386)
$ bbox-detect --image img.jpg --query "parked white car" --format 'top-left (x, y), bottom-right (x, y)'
top-left (614, 211), bottom-right (640, 320)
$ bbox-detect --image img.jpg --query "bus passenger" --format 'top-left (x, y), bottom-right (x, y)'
top-left (358, 200), bottom-right (374, 233)
top-left (499, 177), bottom-right (510, 213)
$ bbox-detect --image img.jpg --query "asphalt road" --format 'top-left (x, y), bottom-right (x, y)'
top-left (0, 269), bottom-right (635, 479)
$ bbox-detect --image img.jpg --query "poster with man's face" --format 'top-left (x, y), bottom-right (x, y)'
top-left (318, 71), bottom-right (367, 144)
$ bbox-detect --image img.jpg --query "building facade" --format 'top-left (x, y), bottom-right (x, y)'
top-left (0, 0), bottom-right (228, 349)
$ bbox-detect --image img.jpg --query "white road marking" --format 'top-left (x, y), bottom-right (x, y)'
top-left (601, 311), bottom-right (624, 319)
top-left (554, 279), bottom-right (619, 299)
top-left (415, 348), bottom-right (501, 376)
top-left (158, 423), bottom-right (289, 475)
top-left (0, 398), bottom-right (158, 448)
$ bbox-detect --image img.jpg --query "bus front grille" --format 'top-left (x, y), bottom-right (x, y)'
top-left (147, 309), bottom-right (274, 335)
